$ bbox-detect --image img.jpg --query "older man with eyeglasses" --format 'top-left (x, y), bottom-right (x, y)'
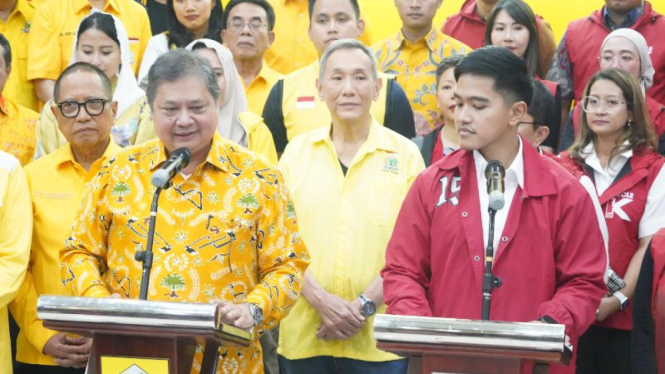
top-left (8, 61), bottom-right (121, 374)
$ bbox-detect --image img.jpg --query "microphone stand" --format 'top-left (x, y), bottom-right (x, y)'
top-left (136, 181), bottom-right (171, 300)
top-left (481, 207), bottom-right (502, 320)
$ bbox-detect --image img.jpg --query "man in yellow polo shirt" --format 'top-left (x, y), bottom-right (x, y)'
top-left (277, 39), bottom-right (424, 373)
top-left (0, 0), bottom-right (39, 111)
top-left (262, 0), bottom-right (415, 154)
top-left (27, 0), bottom-right (151, 104)
top-left (0, 34), bottom-right (37, 166)
top-left (0, 149), bottom-right (30, 374)
top-left (264, 0), bottom-right (372, 74)
top-left (222, 0), bottom-right (282, 116)
top-left (9, 62), bottom-right (120, 374)
top-left (373, 0), bottom-right (469, 136)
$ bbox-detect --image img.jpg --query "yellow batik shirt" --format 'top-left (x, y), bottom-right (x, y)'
top-left (0, 96), bottom-right (38, 166)
top-left (9, 141), bottom-right (121, 366)
top-left (36, 95), bottom-right (155, 156)
top-left (244, 62), bottom-right (282, 117)
top-left (60, 133), bottom-right (309, 374)
top-left (373, 28), bottom-right (469, 136)
top-left (277, 120), bottom-right (425, 361)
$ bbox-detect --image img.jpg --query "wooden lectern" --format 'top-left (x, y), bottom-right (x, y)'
top-left (374, 314), bottom-right (572, 374)
top-left (37, 295), bottom-right (252, 374)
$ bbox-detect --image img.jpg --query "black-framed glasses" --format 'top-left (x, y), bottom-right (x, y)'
top-left (56, 98), bottom-right (109, 118)
top-left (229, 18), bottom-right (267, 32)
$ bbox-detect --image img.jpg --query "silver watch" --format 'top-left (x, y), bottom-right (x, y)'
top-left (243, 303), bottom-right (264, 325)
top-left (358, 294), bottom-right (377, 317)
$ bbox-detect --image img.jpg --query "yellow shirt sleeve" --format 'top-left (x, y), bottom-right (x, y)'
top-left (36, 101), bottom-right (66, 157)
top-left (27, 4), bottom-right (61, 81)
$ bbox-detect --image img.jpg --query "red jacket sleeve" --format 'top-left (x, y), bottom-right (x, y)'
top-left (382, 173), bottom-right (434, 317)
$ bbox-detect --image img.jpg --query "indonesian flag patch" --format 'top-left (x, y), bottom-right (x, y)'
top-left (296, 96), bottom-right (316, 109)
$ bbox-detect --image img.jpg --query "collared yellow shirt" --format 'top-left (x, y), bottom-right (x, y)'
top-left (0, 95), bottom-right (38, 166)
top-left (0, 151), bottom-right (31, 374)
top-left (277, 120), bottom-right (425, 361)
top-left (27, 0), bottom-right (152, 82)
top-left (0, 0), bottom-right (39, 111)
top-left (9, 141), bottom-right (121, 366)
top-left (244, 62), bottom-right (282, 116)
top-left (264, 0), bottom-right (373, 74)
top-left (373, 28), bottom-right (470, 135)
top-left (61, 133), bottom-right (309, 374)
top-left (36, 95), bottom-right (155, 156)
top-left (238, 111), bottom-right (278, 166)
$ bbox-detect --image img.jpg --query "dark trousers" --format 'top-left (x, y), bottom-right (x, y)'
top-left (576, 325), bottom-right (631, 374)
top-left (279, 355), bottom-right (408, 374)
top-left (15, 363), bottom-right (85, 374)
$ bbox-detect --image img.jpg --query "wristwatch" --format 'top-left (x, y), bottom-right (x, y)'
top-left (613, 291), bottom-right (629, 310)
top-left (242, 303), bottom-right (264, 325)
top-left (358, 294), bottom-right (377, 317)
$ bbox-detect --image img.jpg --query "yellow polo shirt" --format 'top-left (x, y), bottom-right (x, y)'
top-left (27, 0), bottom-right (152, 82)
top-left (8, 141), bottom-right (121, 366)
top-left (0, 96), bottom-right (38, 166)
top-left (277, 120), bottom-right (424, 361)
top-left (60, 133), bottom-right (309, 374)
top-left (0, 151), bottom-right (31, 374)
top-left (244, 62), bottom-right (282, 116)
top-left (0, 0), bottom-right (39, 111)
top-left (238, 110), bottom-right (278, 165)
top-left (264, 0), bottom-right (373, 74)
top-left (373, 28), bottom-right (470, 135)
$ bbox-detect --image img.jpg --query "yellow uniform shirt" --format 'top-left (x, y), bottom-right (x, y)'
top-left (9, 141), bottom-right (121, 366)
top-left (36, 95), bottom-right (155, 156)
top-left (244, 62), bottom-right (282, 117)
top-left (264, 0), bottom-right (373, 74)
top-left (277, 120), bottom-right (425, 361)
top-left (238, 111), bottom-right (278, 166)
top-left (61, 133), bottom-right (309, 374)
top-left (373, 28), bottom-right (470, 135)
top-left (0, 0), bottom-right (39, 111)
top-left (0, 151), bottom-right (31, 374)
top-left (0, 96), bottom-right (37, 166)
top-left (27, 0), bottom-right (152, 81)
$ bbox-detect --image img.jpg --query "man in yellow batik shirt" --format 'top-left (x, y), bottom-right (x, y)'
top-left (263, 0), bottom-right (372, 74)
top-left (60, 49), bottom-right (309, 374)
top-left (0, 34), bottom-right (37, 166)
top-left (27, 0), bottom-right (151, 104)
top-left (373, 0), bottom-right (469, 136)
top-left (277, 39), bottom-right (425, 373)
top-left (0, 0), bottom-right (39, 111)
top-left (10, 62), bottom-right (122, 374)
top-left (0, 150), bottom-right (31, 374)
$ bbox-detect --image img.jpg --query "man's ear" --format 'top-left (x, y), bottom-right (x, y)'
top-left (372, 76), bottom-right (383, 101)
top-left (110, 100), bottom-right (118, 117)
top-left (316, 78), bottom-right (324, 101)
top-left (532, 125), bottom-right (550, 148)
top-left (508, 101), bottom-right (528, 128)
top-left (267, 30), bottom-right (275, 47)
top-left (356, 19), bottom-right (365, 38)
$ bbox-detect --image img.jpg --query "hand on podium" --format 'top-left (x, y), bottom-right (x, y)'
top-left (43, 332), bottom-right (92, 368)
top-left (216, 301), bottom-right (257, 330)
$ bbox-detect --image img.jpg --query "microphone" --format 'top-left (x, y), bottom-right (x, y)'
top-left (485, 160), bottom-right (506, 211)
top-left (151, 147), bottom-right (191, 188)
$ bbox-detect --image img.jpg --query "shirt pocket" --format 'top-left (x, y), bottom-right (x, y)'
top-left (367, 182), bottom-right (407, 227)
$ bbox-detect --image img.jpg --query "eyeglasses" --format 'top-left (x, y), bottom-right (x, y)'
top-left (228, 18), bottom-right (267, 32)
top-left (56, 99), bottom-right (109, 118)
top-left (581, 96), bottom-right (626, 114)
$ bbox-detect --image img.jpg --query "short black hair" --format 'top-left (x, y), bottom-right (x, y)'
top-left (527, 80), bottom-right (555, 130)
top-left (308, 0), bottom-right (360, 22)
top-left (0, 33), bottom-right (11, 69)
top-left (54, 62), bottom-right (112, 102)
top-left (455, 46), bottom-right (533, 106)
top-left (77, 12), bottom-right (121, 49)
top-left (166, 0), bottom-right (224, 47)
top-left (435, 54), bottom-right (465, 86)
top-left (222, 0), bottom-right (275, 31)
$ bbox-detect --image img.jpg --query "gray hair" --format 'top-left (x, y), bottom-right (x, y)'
top-left (146, 49), bottom-right (220, 107)
top-left (319, 38), bottom-right (378, 82)
top-left (54, 62), bottom-right (112, 102)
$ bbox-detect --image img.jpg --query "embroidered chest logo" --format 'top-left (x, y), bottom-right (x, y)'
top-left (21, 21), bottom-right (30, 33)
top-left (605, 191), bottom-right (634, 221)
top-left (382, 156), bottom-right (399, 174)
top-left (437, 176), bottom-right (461, 206)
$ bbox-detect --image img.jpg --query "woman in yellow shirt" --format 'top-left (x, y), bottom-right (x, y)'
top-left (36, 12), bottom-right (155, 156)
top-left (187, 38), bottom-right (278, 165)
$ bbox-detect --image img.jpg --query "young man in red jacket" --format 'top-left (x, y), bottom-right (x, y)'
top-left (381, 46), bottom-right (607, 374)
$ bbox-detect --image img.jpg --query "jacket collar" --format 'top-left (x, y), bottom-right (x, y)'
top-left (55, 139), bottom-right (122, 170)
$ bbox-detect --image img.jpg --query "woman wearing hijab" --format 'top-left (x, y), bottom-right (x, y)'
top-left (186, 38), bottom-right (277, 164)
top-left (36, 12), bottom-right (154, 156)
top-left (560, 29), bottom-right (665, 153)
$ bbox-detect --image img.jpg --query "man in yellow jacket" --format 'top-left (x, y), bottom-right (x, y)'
top-left (0, 150), bottom-right (31, 374)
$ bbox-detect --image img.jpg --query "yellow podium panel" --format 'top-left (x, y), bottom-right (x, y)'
top-left (101, 356), bottom-right (170, 374)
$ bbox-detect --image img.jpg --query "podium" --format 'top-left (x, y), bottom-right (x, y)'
top-left (37, 295), bottom-right (252, 374)
top-left (374, 314), bottom-right (572, 374)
